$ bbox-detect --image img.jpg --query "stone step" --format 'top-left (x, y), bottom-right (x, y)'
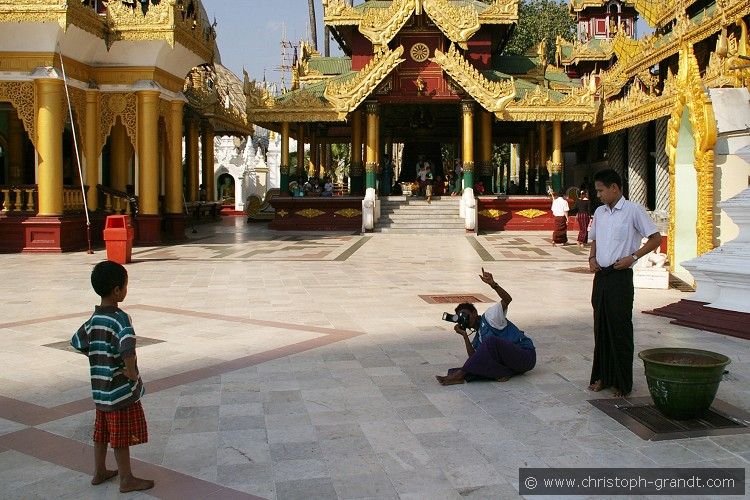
top-left (381, 208), bottom-right (459, 215)
top-left (374, 227), bottom-right (467, 233)
top-left (377, 221), bottom-right (466, 228)
top-left (383, 214), bottom-right (463, 222)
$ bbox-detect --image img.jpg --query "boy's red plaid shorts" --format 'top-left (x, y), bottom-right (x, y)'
top-left (93, 400), bottom-right (148, 448)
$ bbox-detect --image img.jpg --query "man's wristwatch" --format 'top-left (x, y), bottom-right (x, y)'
top-left (631, 254), bottom-right (639, 262)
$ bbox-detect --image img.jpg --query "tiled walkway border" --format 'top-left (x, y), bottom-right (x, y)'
top-left (0, 304), bottom-right (365, 499)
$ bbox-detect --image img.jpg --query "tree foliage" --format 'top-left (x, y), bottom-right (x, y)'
top-left (490, 0), bottom-right (575, 61)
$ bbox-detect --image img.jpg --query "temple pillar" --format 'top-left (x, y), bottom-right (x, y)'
top-left (164, 99), bottom-right (186, 239)
top-left (655, 117), bottom-right (670, 213)
top-left (538, 123), bottom-right (548, 194)
top-left (510, 143), bottom-right (518, 185)
top-left (551, 121), bottom-right (563, 193)
top-left (135, 89), bottom-right (161, 244)
top-left (365, 101), bottom-right (379, 190)
top-left (110, 119), bottom-right (130, 192)
top-left (518, 141), bottom-right (527, 193)
top-left (479, 109), bottom-right (493, 194)
top-left (296, 123), bottom-right (305, 180)
top-left (607, 131), bottom-right (626, 182)
top-left (35, 78), bottom-right (64, 216)
top-left (527, 129), bottom-right (536, 194)
top-left (310, 132), bottom-right (318, 179)
top-left (8, 109), bottom-right (25, 185)
top-left (83, 90), bottom-right (100, 210)
top-left (186, 117), bottom-right (199, 201)
top-left (201, 121), bottom-right (215, 201)
top-left (280, 121), bottom-right (290, 194)
top-left (628, 123), bottom-right (648, 206)
top-left (350, 109), bottom-right (363, 195)
top-left (461, 101), bottom-right (474, 189)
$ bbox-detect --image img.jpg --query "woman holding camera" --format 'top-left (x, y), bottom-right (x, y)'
top-left (436, 269), bottom-right (536, 385)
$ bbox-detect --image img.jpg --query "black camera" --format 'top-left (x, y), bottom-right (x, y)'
top-left (442, 311), bottom-right (471, 329)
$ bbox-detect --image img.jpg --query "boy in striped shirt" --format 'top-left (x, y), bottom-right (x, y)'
top-left (71, 260), bottom-right (154, 493)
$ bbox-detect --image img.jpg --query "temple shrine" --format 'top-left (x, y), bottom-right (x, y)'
top-left (1, 0), bottom-right (750, 300)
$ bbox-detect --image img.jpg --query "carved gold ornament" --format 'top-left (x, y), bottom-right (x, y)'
top-left (335, 208), bottom-right (362, 218)
top-left (423, 0), bottom-right (479, 49)
top-left (0, 81), bottom-right (35, 147)
top-left (99, 92), bottom-right (137, 153)
top-left (324, 46), bottom-right (405, 115)
top-left (516, 209), bottom-right (546, 218)
top-left (503, 85), bottom-right (598, 123)
top-left (277, 209), bottom-right (288, 218)
top-left (297, 208), bottom-right (325, 218)
top-left (431, 44), bottom-right (515, 113)
top-left (666, 43), bottom-right (717, 266)
top-left (410, 43), bottom-right (430, 63)
top-left (479, 209), bottom-right (507, 219)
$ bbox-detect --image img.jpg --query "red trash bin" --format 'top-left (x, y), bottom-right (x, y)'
top-left (103, 215), bottom-right (134, 264)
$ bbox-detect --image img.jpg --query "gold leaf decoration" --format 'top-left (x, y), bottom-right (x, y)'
top-left (516, 209), bottom-right (546, 219)
top-left (297, 208), bottom-right (325, 218)
top-left (324, 46), bottom-right (405, 113)
top-left (479, 209), bottom-right (507, 219)
top-left (423, 0), bottom-right (480, 48)
top-left (335, 208), bottom-right (362, 218)
top-left (431, 44), bottom-right (516, 112)
top-left (277, 209), bottom-right (288, 218)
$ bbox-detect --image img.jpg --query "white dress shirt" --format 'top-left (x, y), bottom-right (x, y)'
top-left (551, 196), bottom-right (569, 217)
top-left (589, 196), bottom-right (658, 268)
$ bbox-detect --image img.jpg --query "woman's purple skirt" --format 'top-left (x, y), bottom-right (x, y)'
top-left (462, 337), bottom-right (536, 379)
top-left (577, 212), bottom-right (591, 244)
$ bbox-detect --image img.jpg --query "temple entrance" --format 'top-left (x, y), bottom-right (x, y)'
top-left (673, 109), bottom-right (698, 283)
top-left (399, 141), bottom-right (444, 182)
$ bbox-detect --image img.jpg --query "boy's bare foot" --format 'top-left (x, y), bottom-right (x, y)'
top-left (496, 376), bottom-right (511, 382)
top-left (588, 380), bottom-right (606, 392)
top-left (612, 388), bottom-right (630, 398)
top-left (120, 477), bottom-right (154, 493)
top-left (91, 470), bottom-right (118, 485)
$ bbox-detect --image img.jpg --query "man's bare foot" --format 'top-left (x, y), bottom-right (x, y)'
top-left (435, 373), bottom-right (465, 386)
top-left (91, 470), bottom-right (118, 485)
top-left (612, 388), bottom-right (630, 398)
top-left (120, 477), bottom-right (154, 493)
top-left (588, 380), bottom-right (606, 392)
top-left (496, 376), bottom-right (511, 382)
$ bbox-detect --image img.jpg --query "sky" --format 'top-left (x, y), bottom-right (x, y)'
top-left (204, 1), bottom-right (652, 89)
top-left (205, 0), bottom-right (331, 89)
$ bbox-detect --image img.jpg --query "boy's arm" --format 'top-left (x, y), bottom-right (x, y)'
top-left (122, 353), bottom-right (139, 381)
top-left (70, 324), bottom-right (89, 354)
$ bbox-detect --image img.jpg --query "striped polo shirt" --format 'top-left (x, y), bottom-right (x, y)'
top-left (70, 305), bottom-right (144, 411)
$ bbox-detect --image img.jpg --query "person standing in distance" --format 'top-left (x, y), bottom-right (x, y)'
top-left (588, 169), bottom-right (662, 397)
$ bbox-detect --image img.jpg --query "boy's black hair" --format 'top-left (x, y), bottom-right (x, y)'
top-left (593, 168), bottom-right (622, 189)
top-left (91, 260), bottom-right (128, 297)
top-left (454, 302), bottom-right (477, 315)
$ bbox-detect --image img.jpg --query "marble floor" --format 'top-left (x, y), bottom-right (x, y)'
top-left (1, 218), bottom-right (748, 499)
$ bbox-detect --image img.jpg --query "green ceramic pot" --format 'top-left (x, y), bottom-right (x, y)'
top-left (638, 348), bottom-right (730, 420)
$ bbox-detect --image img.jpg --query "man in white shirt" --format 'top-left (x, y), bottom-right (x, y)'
top-left (588, 169), bottom-right (662, 397)
top-left (550, 191), bottom-right (570, 246)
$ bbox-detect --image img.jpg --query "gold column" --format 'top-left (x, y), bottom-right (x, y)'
top-left (296, 123), bottom-right (305, 179)
top-left (8, 109), bottom-right (24, 185)
top-left (186, 117), bottom-right (199, 201)
top-left (461, 101), bottom-right (475, 188)
top-left (201, 120), bottom-right (215, 201)
top-left (83, 90), bottom-right (99, 210)
top-left (280, 121), bottom-right (290, 194)
top-left (350, 109), bottom-right (363, 193)
top-left (136, 90), bottom-right (160, 215)
top-left (166, 100), bottom-right (184, 214)
top-left (365, 101), bottom-right (379, 189)
top-left (551, 121), bottom-right (563, 192)
top-left (539, 123), bottom-right (548, 194)
top-left (110, 120), bottom-right (129, 192)
top-left (35, 78), bottom-right (64, 216)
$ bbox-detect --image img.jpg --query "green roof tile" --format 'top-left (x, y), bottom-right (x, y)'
top-left (308, 57), bottom-right (352, 76)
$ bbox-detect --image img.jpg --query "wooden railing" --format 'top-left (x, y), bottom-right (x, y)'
top-left (0, 185), bottom-right (37, 214)
top-left (97, 185), bottom-right (137, 216)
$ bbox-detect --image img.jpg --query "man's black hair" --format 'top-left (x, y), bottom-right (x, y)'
top-left (91, 260), bottom-right (128, 297)
top-left (593, 168), bottom-right (622, 189)
top-left (454, 302), bottom-right (477, 315)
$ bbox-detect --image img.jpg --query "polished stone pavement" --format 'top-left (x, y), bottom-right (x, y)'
top-left (1, 218), bottom-right (748, 499)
